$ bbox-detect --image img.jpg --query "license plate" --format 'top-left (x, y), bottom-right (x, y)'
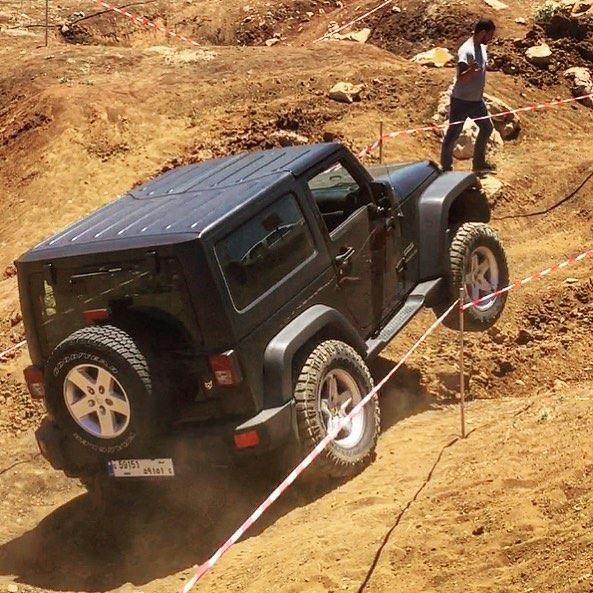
top-left (108, 458), bottom-right (175, 478)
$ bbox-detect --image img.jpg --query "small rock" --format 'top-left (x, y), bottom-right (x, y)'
top-left (526, 43), bottom-right (553, 66)
top-left (515, 17), bottom-right (527, 24)
top-left (269, 130), bottom-right (309, 146)
top-left (3, 264), bottom-right (17, 279)
top-left (480, 175), bottom-right (504, 199)
top-left (392, 5), bottom-right (402, 12)
top-left (0, 396), bottom-right (6, 405)
top-left (516, 328), bottom-right (533, 344)
top-left (329, 81), bottom-right (364, 103)
top-left (412, 47), bottom-right (454, 68)
top-left (332, 27), bottom-right (372, 43)
top-left (572, 1), bottom-right (593, 14)
top-left (264, 38), bottom-right (279, 46)
top-left (472, 526), bottom-right (485, 536)
top-left (564, 67), bottom-right (593, 107)
top-left (482, 0), bottom-right (508, 9)
top-left (7, 584), bottom-right (18, 593)
top-left (9, 311), bottom-right (22, 327)
top-left (554, 379), bottom-right (568, 391)
top-left (515, 379), bottom-right (526, 386)
top-left (564, 277), bottom-right (579, 284)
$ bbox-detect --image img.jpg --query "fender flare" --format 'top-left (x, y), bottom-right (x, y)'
top-left (417, 172), bottom-right (490, 279)
top-left (263, 305), bottom-right (365, 407)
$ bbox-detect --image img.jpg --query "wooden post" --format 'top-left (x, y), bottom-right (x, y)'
top-left (379, 121), bottom-right (384, 164)
top-left (45, 0), bottom-right (49, 46)
top-left (459, 286), bottom-right (466, 439)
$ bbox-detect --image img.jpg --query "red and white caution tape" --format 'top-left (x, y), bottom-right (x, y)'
top-left (90, 0), bottom-right (201, 47)
top-left (178, 298), bottom-right (459, 593)
top-left (315, 0), bottom-right (393, 42)
top-left (357, 92), bottom-right (593, 159)
top-left (0, 340), bottom-right (27, 362)
top-left (464, 247), bottom-right (593, 311)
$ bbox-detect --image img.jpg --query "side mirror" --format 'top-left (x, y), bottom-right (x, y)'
top-left (370, 181), bottom-right (397, 211)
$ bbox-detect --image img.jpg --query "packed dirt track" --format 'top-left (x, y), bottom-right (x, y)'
top-left (1, 0), bottom-right (593, 591)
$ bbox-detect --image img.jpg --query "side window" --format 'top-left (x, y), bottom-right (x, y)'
top-left (307, 161), bottom-right (368, 234)
top-left (215, 194), bottom-right (316, 311)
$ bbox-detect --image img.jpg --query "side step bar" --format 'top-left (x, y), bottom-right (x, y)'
top-left (366, 278), bottom-right (446, 359)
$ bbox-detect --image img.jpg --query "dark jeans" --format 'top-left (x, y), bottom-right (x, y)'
top-left (440, 97), bottom-right (494, 171)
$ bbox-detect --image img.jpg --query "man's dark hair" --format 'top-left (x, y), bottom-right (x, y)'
top-left (475, 18), bottom-right (496, 33)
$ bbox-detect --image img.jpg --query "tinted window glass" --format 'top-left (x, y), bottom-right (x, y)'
top-left (30, 260), bottom-right (198, 357)
top-left (307, 162), bottom-right (366, 233)
top-left (216, 194), bottom-right (315, 310)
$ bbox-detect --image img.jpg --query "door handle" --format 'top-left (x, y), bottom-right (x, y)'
top-left (335, 246), bottom-right (356, 266)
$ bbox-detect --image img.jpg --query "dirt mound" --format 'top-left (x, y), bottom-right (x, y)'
top-left (59, 0), bottom-right (345, 47)
top-left (368, 0), bottom-right (480, 57)
top-left (160, 105), bottom-right (345, 172)
top-left (236, 0), bottom-right (344, 46)
top-left (490, 25), bottom-right (593, 88)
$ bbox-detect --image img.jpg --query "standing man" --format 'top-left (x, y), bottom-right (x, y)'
top-left (441, 18), bottom-right (496, 175)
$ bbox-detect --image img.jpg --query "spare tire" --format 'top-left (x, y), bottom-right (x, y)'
top-left (45, 325), bottom-right (160, 459)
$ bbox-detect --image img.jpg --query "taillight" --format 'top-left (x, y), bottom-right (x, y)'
top-left (24, 365), bottom-right (45, 399)
top-left (234, 430), bottom-right (260, 449)
top-left (208, 350), bottom-right (243, 387)
top-left (82, 308), bottom-right (109, 322)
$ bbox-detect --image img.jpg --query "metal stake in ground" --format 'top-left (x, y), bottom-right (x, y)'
top-left (379, 121), bottom-right (384, 164)
top-left (459, 286), bottom-right (466, 438)
top-left (45, 0), bottom-right (49, 46)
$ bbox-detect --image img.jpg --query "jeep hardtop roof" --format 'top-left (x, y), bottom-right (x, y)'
top-left (18, 143), bottom-right (343, 263)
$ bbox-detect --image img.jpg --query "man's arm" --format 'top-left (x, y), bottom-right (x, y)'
top-left (456, 59), bottom-right (481, 83)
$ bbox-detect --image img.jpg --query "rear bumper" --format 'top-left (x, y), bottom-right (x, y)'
top-left (34, 401), bottom-right (295, 478)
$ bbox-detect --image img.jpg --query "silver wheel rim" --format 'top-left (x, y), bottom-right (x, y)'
top-left (64, 364), bottom-right (131, 439)
top-left (464, 245), bottom-right (500, 312)
top-left (319, 368), bottom-right (365, 449)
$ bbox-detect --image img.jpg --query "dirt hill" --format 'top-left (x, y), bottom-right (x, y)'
top-left (0, 0), bottom-right (592, 591)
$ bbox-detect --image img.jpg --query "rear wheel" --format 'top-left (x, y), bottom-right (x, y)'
top-left (438, 222), bottom-right (509, 331)
top-left (293, 340), bottom-right (380, 479)
top-left (45, 325), bottom-right (161, 460)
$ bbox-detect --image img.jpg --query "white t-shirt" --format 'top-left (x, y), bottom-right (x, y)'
top-left (451, 37), bottom-right (487, 102)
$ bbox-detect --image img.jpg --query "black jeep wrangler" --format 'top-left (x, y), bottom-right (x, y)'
top-left (17, 143), bottom-right (508, 494)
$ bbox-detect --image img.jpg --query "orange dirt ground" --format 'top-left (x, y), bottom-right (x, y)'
top-left (0, 0), bottom-right (592, 591)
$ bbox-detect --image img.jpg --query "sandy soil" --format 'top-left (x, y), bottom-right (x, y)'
top-left (0, 0), bottom-right (592, 591)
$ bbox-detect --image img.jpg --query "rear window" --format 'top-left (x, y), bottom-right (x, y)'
top-left (30, 259), bottom-right (198, 357)
top-left (215, 194), bottom-right (316, 311)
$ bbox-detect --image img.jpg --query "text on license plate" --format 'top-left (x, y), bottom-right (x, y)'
top-left (108, 458), bottom-right (175, 478)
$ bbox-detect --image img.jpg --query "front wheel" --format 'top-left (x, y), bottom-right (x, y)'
top-left (438, 222), bottom-right (509, 331)
top-left (293, 340), bottom-right (380, 480)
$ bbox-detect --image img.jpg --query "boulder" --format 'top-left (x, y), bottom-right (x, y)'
top-left (571, 0), bottom-right (593, 13)
top-left (332, 28), bottom-right (372, 43)
top-left (480, 175), bottom-right (504, 199)
top-left (412, 47), bottom-right (454, 68)
top-left (483, 93), bottom-right (522, 140)
top-left (329, 82), bottom-right (364, 103)
top-left (525, 43), bottom-right (553, 65)
top-left (564, 66), bottom-right (593, 107)
top-left (482, 0), bottom-right (508, 9)
top-left (434, 89), bottom-right (521, 144)
top-left (452, 120), bottom-right (504, 160)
